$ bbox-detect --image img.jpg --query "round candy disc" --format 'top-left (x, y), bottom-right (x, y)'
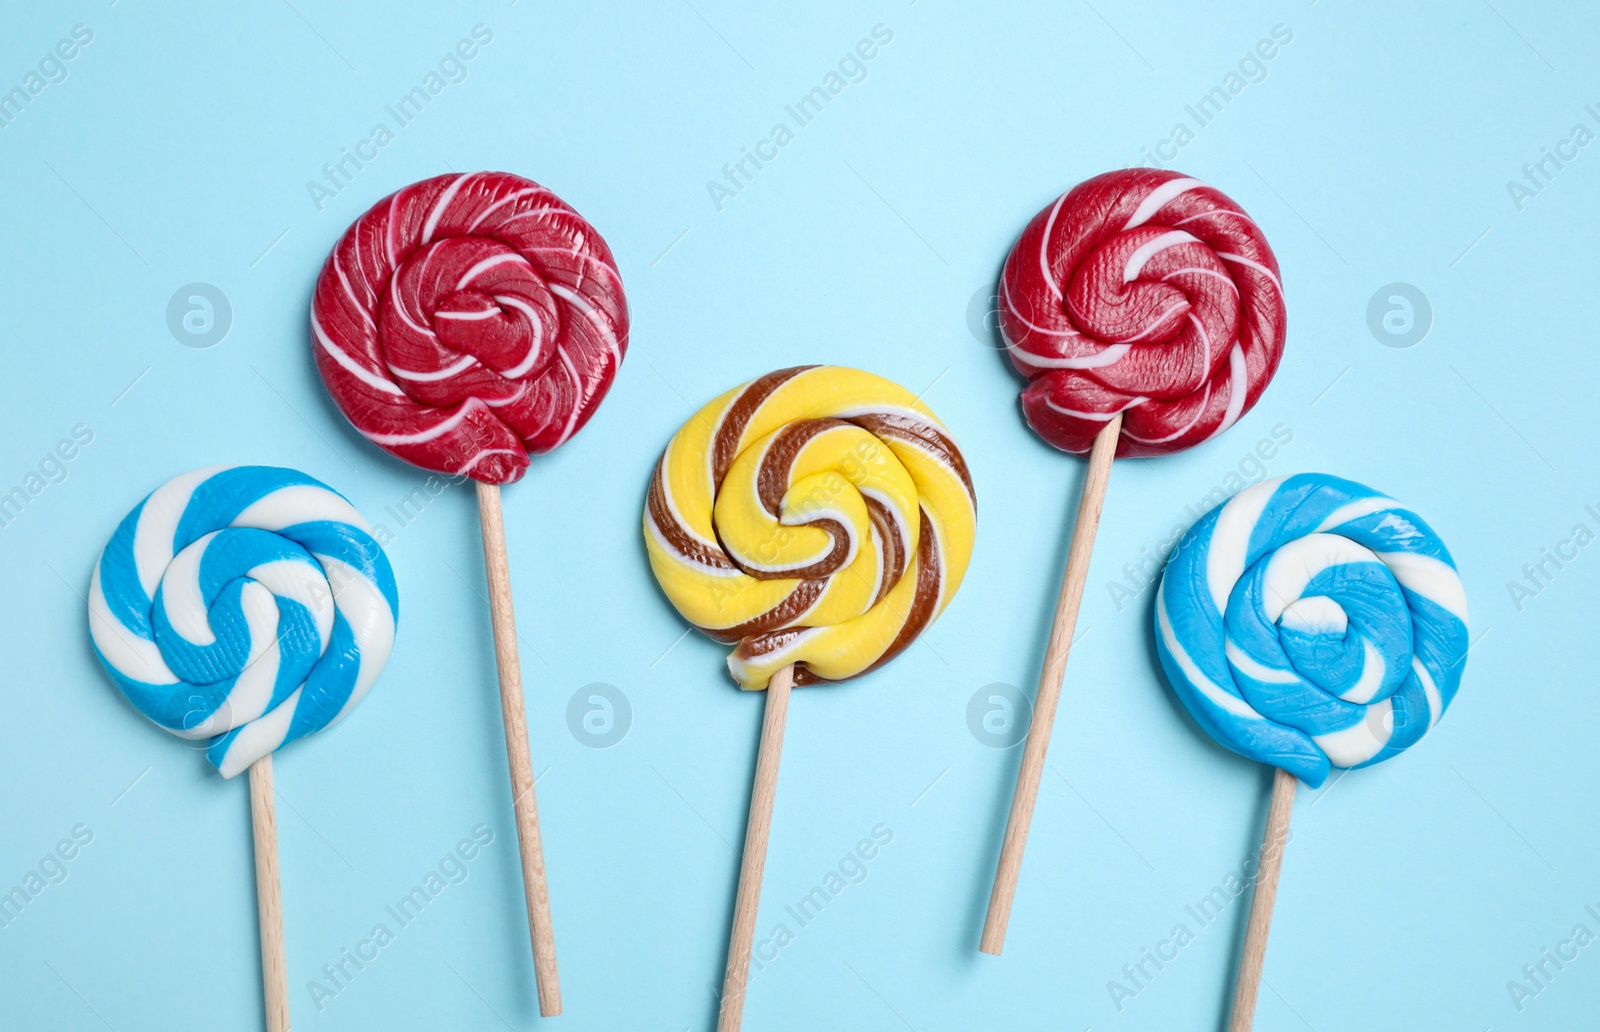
top-left (312, 171), bottom-right (629, 484)
top-left (1154, 474), bottom-right (1468, 787)
top-left (88, 466), bottom-right (399, 778)
top-left (645, 366), bottom-right (977, 688)
top-left (1001, 169), bottom-right (1286, 456)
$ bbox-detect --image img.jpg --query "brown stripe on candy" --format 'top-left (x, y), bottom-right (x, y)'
top-left (647, 458), bottom-right (735, 571)
top-left (732, 626), bottom-right (817, 684)
top-left (710, 366), bottom-right (817, 488)
top-left (736, 417), bottom-right (853, 581)
top-left (791, 664), bottom-right (824, 687)
top-left (756, 419), bottom-right (851, 515)
top-left (863, 496), bottom-right (905, 607)
top-left (849, 413), bottom-right (977, 510)
top-left (730, 518), bottom-right (850, 582)
top-left (857, 506), bottom-right (943, 678)
top-left (734, 626), bottom-right (874, 688)
top-left (704, 579), bottom-right (825, 644)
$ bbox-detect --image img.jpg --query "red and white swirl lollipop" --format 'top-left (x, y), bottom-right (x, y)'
top-left (312, 171), bottom-right (629, 1014)
top-left (981, 169), bottom-right (1286, 955)
top-left (313, 171), bottom-right (627, 484)
top-left (1001, 170), bottom-right (1284, 456)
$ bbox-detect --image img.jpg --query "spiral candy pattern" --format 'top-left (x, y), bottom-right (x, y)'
top-left (88, 466), bottom-right (398, 778)
top-left (1154, 474), bottom-right (1468, 787)
top-left (312, 171), bottom-right (629, 484)
top-left (645, 366), bottom-right (977, 688)
top-left (1001, 169), bottom-right (1286, 456)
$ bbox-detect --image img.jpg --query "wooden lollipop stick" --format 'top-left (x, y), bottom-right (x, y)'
top-left (248, 754), bottom-right (289, 1032)
top-left (1227, 766), bottom-right (1297, 1031)
top-left (981, 412), bottom-right (1122, 955)
top-left (718, 663), bottom-right (795, 1032)
top-left (476, 481), bottom-right (562, 1017)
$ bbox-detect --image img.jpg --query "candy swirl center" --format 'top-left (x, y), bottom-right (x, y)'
top-left (1064, 226), bottom-right (1239, 400)
top-left (378, 237), bottom-right (561, 407)
top-left (1223, 533), bottom-right (1418, 746)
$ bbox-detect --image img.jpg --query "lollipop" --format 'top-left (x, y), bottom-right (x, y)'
top-left (645, 366), bottom-right (976, 1031)
top-left (88, 465), bottom-right (397, 1032)
top-left (979, 168), bottom-right (1288, 954)
top-left (311, 171), bottom-right (626, 1013)
top-left (1155, 473), bottom-right (1468, 1029)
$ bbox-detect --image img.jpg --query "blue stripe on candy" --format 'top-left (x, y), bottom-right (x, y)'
top-left (1243, 475), bottom-right (1321, 562)
top-left (151, 578), bottom-right (252, 687)
top-left (1156, 507), bottom-right (1332, 785)
top-left (1332, 507), bottom-right (1456, 565)
top-left (1408, 593), bottom-right (1470, 706)
top-left (284, 609), bottom-right (363, 741)
top-left (276, 521), bottom-right (400, 620)
top-left (173, 466), bottom-right (327, 556)
top-left (196, 529), bottom-right (318, 606)
top-left (1154, 601), bottom-right (1332, 786)
top-left (91, 638), bottom-right (227, 733)
top-left (204, 610), bottom-right (364, 772)
top-left (205, 726), bottom-right (245, 772)
top-left (194, 528), bottom-right (326, 709)
top-left (1354, 673), bottom-right (1433, 770)
top-left (1284, 562), bottom-right (1411, 700)
top-left (97, 498), bottom-right (155, 638)
top-left (1159, 509), bottom-right (1235, 697)
top-left (270, 598), bottom-right (325, 708)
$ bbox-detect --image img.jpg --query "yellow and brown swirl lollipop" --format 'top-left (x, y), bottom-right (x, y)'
top-left (646, 364), bottom-right (976, 686)
top-left (644, 365), bottom-right (976, 1031)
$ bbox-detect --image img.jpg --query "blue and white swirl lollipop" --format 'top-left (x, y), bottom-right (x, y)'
top-left (1155, 473), bottom-right (1467, 1030)
top-left (1155, 473), bottom-right (1468, 787)
top-left (88, 466), bottom-right (398, 778)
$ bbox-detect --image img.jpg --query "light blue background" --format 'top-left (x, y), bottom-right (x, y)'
top-left (2, 1), bottom-right (1595, 1028)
